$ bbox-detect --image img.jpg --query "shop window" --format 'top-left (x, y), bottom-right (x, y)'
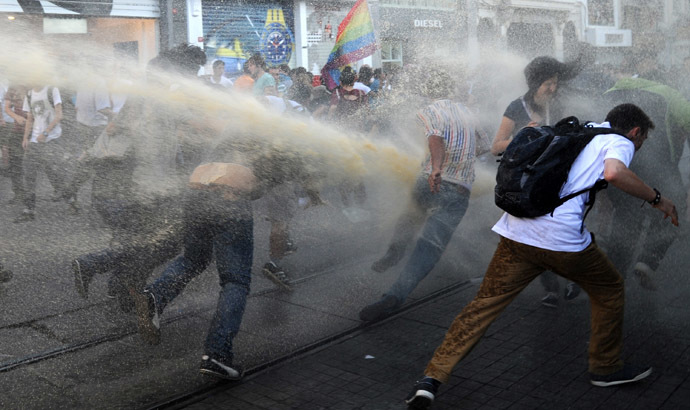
top-left (588, 0), bottom-right (615, 26)
top-left (381, 41), bottom-right (403, 69)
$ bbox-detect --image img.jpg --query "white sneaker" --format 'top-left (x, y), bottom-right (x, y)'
top-left (632, 262), bottom-right (657, 291)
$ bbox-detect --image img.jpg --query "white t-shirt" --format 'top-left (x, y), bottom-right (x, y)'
top-left (492, 122), bottom-right (635, 252)
top-left (209, 76), bottom-right (233, 89)
top-left (23, 86), bottom-right (63, 142)
top-left (110, 78), bottom-right (132, 114)
top-left (353, 82), bottom-right (371, 94)
top-left (75, 78), bottom-right (111, 127)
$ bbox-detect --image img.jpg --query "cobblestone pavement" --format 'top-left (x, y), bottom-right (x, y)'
top-left (183, 274), bottom-right (690, 410)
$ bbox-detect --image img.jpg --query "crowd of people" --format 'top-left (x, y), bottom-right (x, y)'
top-left (1, 42), bottom-right (689, 408)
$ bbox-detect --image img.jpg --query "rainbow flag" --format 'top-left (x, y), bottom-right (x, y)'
top-left (321, 0), bottom-right (377, 90)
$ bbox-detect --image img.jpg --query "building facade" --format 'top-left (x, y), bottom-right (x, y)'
top-left (0, 0), bottom-right (160, 65)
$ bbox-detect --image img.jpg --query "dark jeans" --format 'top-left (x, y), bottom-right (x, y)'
top-left (384, 177), bottom-right (470, 303)
top-left (77, 196), bottom-right (183, 291)
top-left (1, 127), bottom-right (24, 200)
top-left (148, 210), bottom-right (254, 363)
top-left (23, 139), bottom-right (67, 210)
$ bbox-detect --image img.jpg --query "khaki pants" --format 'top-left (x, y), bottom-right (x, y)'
top-left (425, 235), bottom-right (624, 383)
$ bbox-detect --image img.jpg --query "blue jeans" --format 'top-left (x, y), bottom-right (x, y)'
top-left (385, 177), bottom-right (470, 303)
top-left (148, 206), bottom-right (254, 363)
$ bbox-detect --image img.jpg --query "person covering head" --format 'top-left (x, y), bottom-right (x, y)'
top-left (524, 56), bottom-right (579, 93)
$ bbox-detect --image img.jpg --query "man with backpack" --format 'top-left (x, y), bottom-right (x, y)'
top-left (15, 85), bottom-right (68, 223)
top-left (404, 104), bottom-right (678, 410)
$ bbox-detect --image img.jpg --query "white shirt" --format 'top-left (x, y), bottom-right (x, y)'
top-left (492, 122), bottom-right (635, 252)
top-left (209, 76), bottom-right (233, 89)
top-left (75, 78), bottom-right (111, 127)
top-left (353, 82), bottom-right (371, 94)
top-left (23, 87), bottom-right (63, 142)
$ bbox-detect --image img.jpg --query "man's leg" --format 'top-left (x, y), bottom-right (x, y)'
top-left (16, 144), bottom-right (39, 222)
top-left (371, 177), bottom-right (427, 273)
top-left (7, 131), bottom-right (25, 202)
top-left (41, 140), bottom-right (68, 197)
top-left (547, 240), bottom-right (625, 375)
top-left (423, 237), bottom-right (543, 383)
top-left (201, 218), bottom-right (253, 379)
top-left (385, 184), bottom-right (470, 303)
top-left (133, 220), bottom-right (211, 345)
top-left (361, 184), bottom-right (470, 322)
top-left (146, 222), bottom-right (212, 312)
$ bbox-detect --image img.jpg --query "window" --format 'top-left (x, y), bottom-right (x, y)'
top-left (588, 0), bottom-right (615, 26)
top-left (380, 41), bottom-right (403, 69)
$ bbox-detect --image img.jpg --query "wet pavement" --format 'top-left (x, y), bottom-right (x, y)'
top-left (2, 168), bottom-right (689, 409)
top-left (0, 172), bottom-right (497, 409)
top-left (180, 249), bottom-right (690, 410)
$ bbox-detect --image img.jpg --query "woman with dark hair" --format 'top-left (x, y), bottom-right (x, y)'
top-left (490, 56), bottom-right (582, 308)
top-left (491, 56), bottom-right (579, 155)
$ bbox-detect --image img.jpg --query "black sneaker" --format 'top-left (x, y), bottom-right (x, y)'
top-left (405, 377), bottom-right (440, 409)
top-left (590, 364), bottom-right (652, 387)
top-left (371, 247), bottom-right (404, 273)
top-left (541, 292), bottom-right (559, 308)
top-left (359, 295), bottom-right (400, 322)
top-left (564, 282), bottom-right (581, 301)
top-left (199, 355), bottom-right (244, 380)
top-left (262, 262), bottom-right (291, 290)
top-left (132, 290), bottom-right (160, 345)
top-left (73, 259), bottom-right (94, 299)
top-left (13, 209), bottom-right (34, 223)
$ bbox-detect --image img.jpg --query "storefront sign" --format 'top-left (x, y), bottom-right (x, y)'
top-left (414, 19), bottom-right (442, 28)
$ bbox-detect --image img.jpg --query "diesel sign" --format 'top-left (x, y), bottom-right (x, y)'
top-left (414, 19), bottom-right (442, 28)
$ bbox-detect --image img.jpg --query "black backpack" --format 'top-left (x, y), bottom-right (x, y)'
top-left (495, 116), bottom-right (622, 223)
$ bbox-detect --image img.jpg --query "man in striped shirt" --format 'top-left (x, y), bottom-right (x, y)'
top-left (359, 69), bottom-right (490, 322)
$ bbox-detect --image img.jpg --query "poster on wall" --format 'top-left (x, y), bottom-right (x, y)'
top-left (202, 1), bottom-right (295, 75)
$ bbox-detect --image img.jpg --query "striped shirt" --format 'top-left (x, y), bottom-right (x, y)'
top-left (417, 99), bottom-right (489, 188)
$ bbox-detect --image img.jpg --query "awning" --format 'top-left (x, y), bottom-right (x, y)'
top-left (0, 0), bottom-right (160, 18)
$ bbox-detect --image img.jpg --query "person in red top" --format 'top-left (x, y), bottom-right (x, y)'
top-left (328, 68), bottom-right (369, 207)
top-left (328, 69), bottom-right (369, 131)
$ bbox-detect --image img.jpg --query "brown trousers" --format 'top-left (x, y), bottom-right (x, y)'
top-left (425, 235), bottom-right (624, 383)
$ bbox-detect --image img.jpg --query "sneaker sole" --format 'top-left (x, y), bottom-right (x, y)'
top-left (405, 391), bottom-right (434, 409)
top-left (199, 368), bottom-right (244, 381)
top-left (262, 268), bottom-right (291, 291)
top-left (590, 368), bottom-right (652, 387)
top-left (541, 301), bottom-right (558, 308)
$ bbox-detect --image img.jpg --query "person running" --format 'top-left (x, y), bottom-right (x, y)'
top-left (491, 56), bottom-right (583, 307)
top-left (15, 84), bottom-right (68, 223)
top-left (405, 103), bottom-right (678, 409)
top-left (359, 68), bottom-right (490, 322)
